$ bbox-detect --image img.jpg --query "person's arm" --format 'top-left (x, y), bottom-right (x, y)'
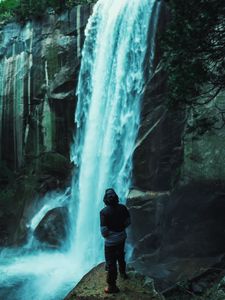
top-left (100, 210), bottom-right (109, 238)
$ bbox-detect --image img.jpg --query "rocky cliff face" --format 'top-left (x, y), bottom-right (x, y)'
top-left (133, 2), bottom-right (225, 191)
top-left (133, 2), bottom-right (184, 191)
top-left (128, 2), bottom-right (225, 292)
top-left (127, 185), bottom-right (225, 290)
top-left (0, 5), bottom-right (92, 245)
top-left (0, 5), bottom-right (92, 171)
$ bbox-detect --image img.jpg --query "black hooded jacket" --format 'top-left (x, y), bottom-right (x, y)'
top-left (100, 204), bottom-right (130, 232)
top-left (100, 203), bottom-right (131, 246)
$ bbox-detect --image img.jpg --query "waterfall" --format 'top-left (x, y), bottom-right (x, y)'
top-left (0, 1), bottom-right (158, 299)
top-left (69, 0), bottom-right (156, 272)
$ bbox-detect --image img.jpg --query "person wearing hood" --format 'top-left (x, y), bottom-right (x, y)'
top-left (100, 188), bottom-right (131, 294)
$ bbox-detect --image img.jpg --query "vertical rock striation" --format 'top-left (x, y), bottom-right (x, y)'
top-left (0, 5), bottom-right (92, 170)
top-left (0, 5), bottom-right (92, 246)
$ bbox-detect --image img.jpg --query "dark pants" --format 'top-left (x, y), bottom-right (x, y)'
top-left (104, 241), bottom-right (126, 285)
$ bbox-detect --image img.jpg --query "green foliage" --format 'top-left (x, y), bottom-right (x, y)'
top-left (161, 0), bottom-right (225, 108)
top-left (0, 0), bottom-right (96, 22)
top-left (0, 0), bottom-right (20, 21)
top-left (0, 0), bottom-right (19, 12)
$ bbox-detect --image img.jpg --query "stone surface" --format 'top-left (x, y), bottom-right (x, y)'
top-left (34, 206), bottom-right (69, 247)
top-left (0, 5), bottom-right (92, 170)
top-left (163, 255), bottom-right (225, 299)
top-left (133, 2), bottom-right (184, 191)
top-left (127, 184), bottom-right (225, 290)
top-left (64, 263), bottom-right (163, 300)
top-left (133, 3), bottom-right (225, 191)
top-left (0, 5), bottom-right (91, 245)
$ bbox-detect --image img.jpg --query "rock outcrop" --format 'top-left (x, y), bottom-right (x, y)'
top-left (129, 2), bottom-right (225, 291)
top-left (0, 5), bottom-right (92, 245)
top-left (163, 255), bottom-right (225, 299)
top-left (34, 206), bottom-right (68, 247)
top-left (0, 150), bottom-right (72, 246)
top-left (133, 2), bottom-right (225, 191)
top-left (0, 5), bottom-right (92, 170)
top-left (64, 263), bottom-right (163, 300)
top-left (133, 2), bottom-right (184, 191)
top-left (127, 184), bottom-right (225, 290)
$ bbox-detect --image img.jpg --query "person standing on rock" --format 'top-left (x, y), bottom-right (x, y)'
top-left (100, 188), bottom-right (131, 293)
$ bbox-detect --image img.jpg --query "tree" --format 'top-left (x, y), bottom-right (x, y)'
top-left (0, 0), bottom-right (19, 21)
top-left (0, 0), bottom-right (96, 21)
top-left (162, 0), bottom-right (225, 109)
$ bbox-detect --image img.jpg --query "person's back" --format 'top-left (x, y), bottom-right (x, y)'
top-left (100, 189), bottom-right (131, 294)
top-left (101, 204), bottom-right (129, 232)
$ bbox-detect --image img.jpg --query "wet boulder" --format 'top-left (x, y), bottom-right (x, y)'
top-left (34, 206), bottom-right (69, 248)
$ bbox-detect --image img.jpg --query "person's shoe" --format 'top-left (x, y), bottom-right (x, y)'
top-left (104, 285), bottom-right (120, 293)
top-left (120, 272), bottom-right (129, 280)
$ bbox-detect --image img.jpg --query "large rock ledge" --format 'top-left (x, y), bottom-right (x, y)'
top-left (64, 263), bottom-right (163, 300)
top-left (64, 259), bottom-right (225, 300)
top-left (126, 183), bottom-right (225, 291)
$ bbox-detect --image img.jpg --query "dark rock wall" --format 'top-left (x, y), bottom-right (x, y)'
top-left (0, 5), bottom-right (92, 245)
top-left (127, 185), bottom-right (225, 289)
top-left (133, 1), bottom-right (225, 191)
top-left (129, 1), bottom-right (225, 289)
top-left (133, 2), bottom-right (184, 191)
top-left (0, 5), bottom-right (92, 170)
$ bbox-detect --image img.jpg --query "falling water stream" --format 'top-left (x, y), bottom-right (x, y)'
top-left (0, 0), bottom-right (158, 299)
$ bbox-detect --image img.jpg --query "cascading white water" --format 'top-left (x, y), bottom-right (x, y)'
top-left (0, 1), bottom-right (158, 299)
top-left (69, 0), bottom-right (156, 272)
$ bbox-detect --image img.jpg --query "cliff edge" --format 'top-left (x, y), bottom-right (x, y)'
top-left (64, 263), bottom-right (163, 300)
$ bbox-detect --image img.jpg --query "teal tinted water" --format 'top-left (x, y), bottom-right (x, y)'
top-left (69, 0), bottom-right (157, 272)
